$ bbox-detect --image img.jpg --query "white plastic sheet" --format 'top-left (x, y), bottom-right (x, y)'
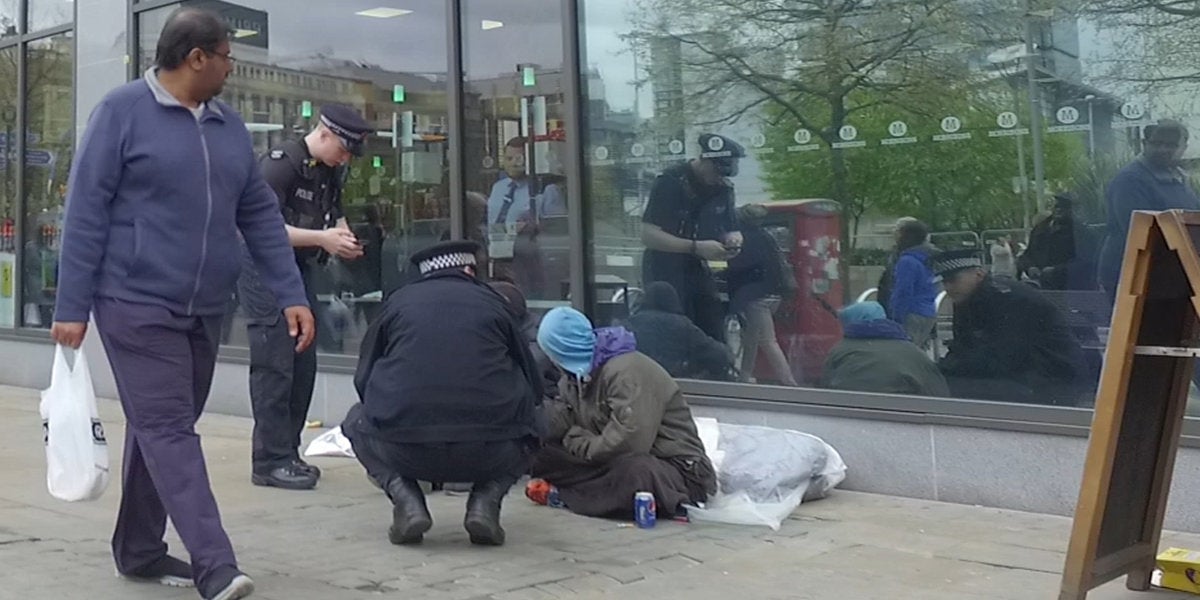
top-left (686, 419), bottom-right (846, 530)
top-left (40, 345), bottom-right (110, 502)
top-left (304, 426), bottom-right (355, 458)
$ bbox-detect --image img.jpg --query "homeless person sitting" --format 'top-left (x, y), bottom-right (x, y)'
top-left (528, 307), bottom-right (717, 520)
top-left (820, 302), bottom-right (949, 397)
top-left (341, 240), bottom-right (542, 547)
top-left (625, 281), bottom-right (736, 381)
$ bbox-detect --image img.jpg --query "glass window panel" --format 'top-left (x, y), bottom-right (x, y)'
top-left (461, 0), bottom-right (572, 314)
top-left (0, 46), bottom-right (16, 328)
top-left (21, 33), bottom-right (73, 329)
top-left (28, 0), bottom-right (74, 32)
top-left (0, 0), bottom-right (17, 37)
top-left (577, 0), bottom-right (1200, 411)
top-left (135, 1), bottom-right (449, 356)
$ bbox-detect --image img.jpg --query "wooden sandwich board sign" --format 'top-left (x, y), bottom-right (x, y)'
top-left (1060, 210), bottom-right (1200, 600)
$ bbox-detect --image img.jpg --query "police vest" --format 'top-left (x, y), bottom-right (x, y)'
top-left (262, 140), bottom-right (344, 232)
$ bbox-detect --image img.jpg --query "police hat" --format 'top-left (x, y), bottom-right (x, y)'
top-left (698, 133), bottom-right (746, 159)
top-left (411, 240), bottom-right (482, 275)
top-left (319, 104), bottom-right (372, 157)
top-left (931, 249), bottom-right (985, 280)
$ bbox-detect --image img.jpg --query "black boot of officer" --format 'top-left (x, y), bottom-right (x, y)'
top-left (387, 477), bottom-right (433, 545)
top-left (464, 480), bottom-right (510, 546)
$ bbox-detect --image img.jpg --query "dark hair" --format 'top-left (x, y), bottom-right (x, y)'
top-left (1144, 119), bottom-right (1189, 142)
top-left (155, 8), bottom-right (231, 71)
top-left (897, 219), bottom-right (929, 250)
top-left (505, 136), bottom-right (528, 149)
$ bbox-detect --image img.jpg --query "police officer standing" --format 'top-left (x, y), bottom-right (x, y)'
top-left (641, 133), bottom-right (745, 343)
top-left (239, 104), bottom-right (372, 490)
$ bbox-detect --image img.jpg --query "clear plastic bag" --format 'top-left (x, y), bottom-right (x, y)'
top-left (686, 419), bottom-right (846, 530)
top-left (40, 345), bottom-right (110, 502)
top-left (303, 426), bottom-right (355, 458)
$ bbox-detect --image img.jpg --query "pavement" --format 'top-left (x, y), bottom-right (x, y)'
top-left (2, 385), bottom-right (1199, 600)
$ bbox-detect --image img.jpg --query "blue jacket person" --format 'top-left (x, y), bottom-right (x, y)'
top-left (237, 103), bottom-right (371, 491)
top-left (341, 240), bottom-right (542, 546)
top-left (50, 8), bottom-right (313, 600)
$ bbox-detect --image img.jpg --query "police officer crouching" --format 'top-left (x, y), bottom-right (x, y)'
top-left (238, 103), bottom-right (372, 490)
top-left (341, 240), bottom-right (543, 546)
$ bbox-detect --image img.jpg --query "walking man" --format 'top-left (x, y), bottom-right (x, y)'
top-left (51, 7), bottom-right (313, 600)
top-left (239, 104), bottom-right (370, 490)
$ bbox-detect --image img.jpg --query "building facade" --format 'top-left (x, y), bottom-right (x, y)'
top-left (6, 0), bottom-right (1200, 527)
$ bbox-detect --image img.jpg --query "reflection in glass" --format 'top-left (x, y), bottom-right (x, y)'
top-left (462, 0), bottom-right (570, 314)
top-left (28, 0), bottom-right (74, 32)
top-left (0, 0), bottom-right (17, 37)
top-left (21, 33), bottom-right (73, 329)
top-left (0, 47), bottom-right (16, 328)
top-left (578, 0), bottom-right (1200, 409)
top-left (137, 1), bottom-right (450, 355)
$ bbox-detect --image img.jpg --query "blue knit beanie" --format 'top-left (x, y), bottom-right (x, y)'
top-left (839, 301), bottom-right (886, 326)
top-left (537, 307), bottom-right (596, 378)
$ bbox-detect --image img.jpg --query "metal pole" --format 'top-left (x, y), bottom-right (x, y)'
top-left (1024, 2), bottom-right (1047, 214)
top-left (1086, 97), bottom-right (1096, 158)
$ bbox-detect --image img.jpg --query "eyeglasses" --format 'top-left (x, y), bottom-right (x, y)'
top-left (204, 49), bottom-right (237, 63)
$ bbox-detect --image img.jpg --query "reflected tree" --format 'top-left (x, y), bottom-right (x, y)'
top-left (627, 0), bottom-right (1026, 249)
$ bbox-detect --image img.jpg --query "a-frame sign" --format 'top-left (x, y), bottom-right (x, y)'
top-left (1061, 210), bottom-right (1200, 599)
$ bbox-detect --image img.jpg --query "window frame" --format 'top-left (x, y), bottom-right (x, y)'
top-left (0, 0), bottom-right (75, 333)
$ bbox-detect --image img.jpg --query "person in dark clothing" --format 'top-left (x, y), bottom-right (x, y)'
top-left (1098, 120), bottom-right (1199, 298)
top-left (726, 204), bottom-right (798, 386)
top-left (933, 250), bottom-right (1084, 406)
top-left (876, 217), bottom-right (920, 316)
top-left (1019, 194), bottom-right (1097, 291)
top-left (341, 240), bottom-right (542, 547)
top-left (626, 282), bottom-right (735, 381)
top-left (887, 219), bottom-right (938, 349)
top-left (239, 103), bottom-right (370, 491)
top-left (641, 133), bottom-right (744, 343)
top-left (530, 307), bottom-right (717, 520)
top-left (821, 302), bottom-right (949, 397)
top-left (490, 280), bottom-right (559, 401)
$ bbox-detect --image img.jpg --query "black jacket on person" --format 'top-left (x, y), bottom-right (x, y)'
top-left (940, 276), bottom-right (1083, 386)
top-left (626, 282), bottom-right (735, 380)
top-left (726, 224), bottom-right (794, 313)
top-left (353, 269), bottom-right (542, 443)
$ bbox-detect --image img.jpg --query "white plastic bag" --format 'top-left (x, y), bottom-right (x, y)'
top-left (303, 426), bottom-right (355, 458)
top-left (40, 345), bottom-right (110, 502)
top-left (686, 421), bottom-right (846, 530)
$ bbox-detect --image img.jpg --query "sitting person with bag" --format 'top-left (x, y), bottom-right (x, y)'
top-left (528, 307), bottom-right (717, 519)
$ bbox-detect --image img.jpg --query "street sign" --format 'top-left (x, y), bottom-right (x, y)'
top-left (25, 150), bottom-right (54, 166)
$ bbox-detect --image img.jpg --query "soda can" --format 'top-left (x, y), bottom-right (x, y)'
top-left (547, 486), bottom-right (565, 509)
top-left (634, 492), bottom-right (656, 528)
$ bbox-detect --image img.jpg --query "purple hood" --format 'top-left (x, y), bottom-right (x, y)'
top-left (591, 326), bottom-right (638, 372)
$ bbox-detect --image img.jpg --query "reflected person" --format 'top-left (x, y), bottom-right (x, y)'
top-left (933, 250), bottom-right (1084, 406)
top-left (1098, 120), bottom-right (1199, 298)
top-left (726, 204), bottom-right (799, 385)
top-left (641, 133), bottom-right (744, 343)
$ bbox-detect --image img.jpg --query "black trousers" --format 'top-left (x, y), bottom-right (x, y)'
top-left (644, 256), bottom-right (725, 343)
top-left (342, 404), bottom-right (529, 490)
top-left (530, 445), bottom-right (700, 519)
top-left (248, 315), bottom-right (317, 473)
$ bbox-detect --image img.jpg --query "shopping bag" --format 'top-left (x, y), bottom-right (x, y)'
top-left (40, 345), bottom-right (110, 502)
top-left (303, 426), bottom-right (355, 459)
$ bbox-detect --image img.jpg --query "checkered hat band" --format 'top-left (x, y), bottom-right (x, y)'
top-left (419, 252), bottom-right (477, 275)
top-left (938, 257), bottom-right (982, 273)
top-left (320, 115), bottom-right (364, 141)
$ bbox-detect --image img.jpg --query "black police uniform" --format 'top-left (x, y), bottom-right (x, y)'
top-left (238, 104), bottom-right (371, 488)
top-left (936, 253), bottom-right (1085, 406)
top-left (641, 135), bottom-right (742, 343)
top-left (341, 240), bottom-right (542, 546)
